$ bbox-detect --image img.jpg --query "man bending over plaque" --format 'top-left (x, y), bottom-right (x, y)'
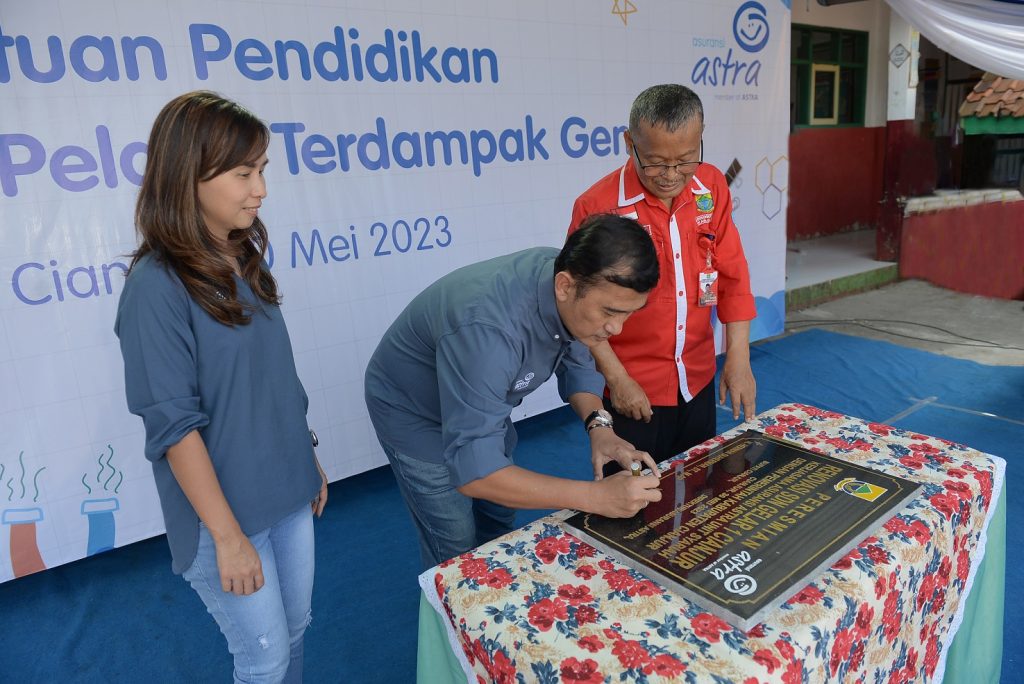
top-left (365, 215), bottom-right (663, 568)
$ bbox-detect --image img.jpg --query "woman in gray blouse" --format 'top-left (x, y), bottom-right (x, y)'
top-left (115, 91), bottom-right (328, 683)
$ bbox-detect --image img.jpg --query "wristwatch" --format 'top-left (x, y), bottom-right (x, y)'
top-left (584, 409), bottom-right (614, 433)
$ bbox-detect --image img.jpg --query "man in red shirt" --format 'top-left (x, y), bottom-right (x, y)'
top-left (568, 84), bottom-right (757, 471)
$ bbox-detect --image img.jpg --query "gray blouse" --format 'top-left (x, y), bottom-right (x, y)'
top-left (115, 253), bottom-right (320, 573)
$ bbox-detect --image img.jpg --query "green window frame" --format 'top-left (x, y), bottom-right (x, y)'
top-left (792, 25), bottom-right (868, 128)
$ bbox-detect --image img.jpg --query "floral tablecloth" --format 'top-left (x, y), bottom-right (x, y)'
top-left (418, 404), bottom-right (1006, 683)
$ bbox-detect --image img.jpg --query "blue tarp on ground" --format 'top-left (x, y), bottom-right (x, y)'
top-left (1, 329), bottom-right (1019, 682)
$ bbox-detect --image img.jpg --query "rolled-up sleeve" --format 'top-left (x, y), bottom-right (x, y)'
top-left (556, 340), bottom-right (605, 401)
top-left (436, 323), bottom-right (520, 487)
top-left (115, 266), bottom-right (210, 462)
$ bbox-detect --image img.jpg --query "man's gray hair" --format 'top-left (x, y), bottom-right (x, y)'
top-left (629, 84), bottom-right (704, 133)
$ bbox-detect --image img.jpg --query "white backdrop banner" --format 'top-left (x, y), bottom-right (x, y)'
top-left (0, 0), bottom-right (789, 582)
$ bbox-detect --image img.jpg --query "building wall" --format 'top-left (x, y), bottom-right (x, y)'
top-left (787, 0), bottom-right (928, 241)
top-left (901, 202), bottom-right (1024, 299)
top-left (790, 0), bottom-right (890, 128)
top-left (788, 126), bottom-right (886, 240)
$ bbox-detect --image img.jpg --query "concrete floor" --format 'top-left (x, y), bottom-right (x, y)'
top-left (785, 229), bottom-right (892, 290)
top-left (784, 277), bottom-right (1024, 367)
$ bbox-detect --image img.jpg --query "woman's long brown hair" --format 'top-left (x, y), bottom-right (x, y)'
top-left (131, 91), bottom-right (280, 325)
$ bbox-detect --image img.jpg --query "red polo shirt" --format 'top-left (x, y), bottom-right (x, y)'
top-left (568, 159), bottom-right (756, 406)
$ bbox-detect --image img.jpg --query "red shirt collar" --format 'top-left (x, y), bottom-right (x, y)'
top-left (618, 157), bottom-right (702, 214)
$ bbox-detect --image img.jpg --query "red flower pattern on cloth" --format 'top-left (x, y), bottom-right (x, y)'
top-left (868, 422), bottom-right (893, 436)
top-left (459, 557), bottom-right (490, 581)
top-left (611, 639), bottom-right (651, 669)
top-left (907, 519), bottom-right (931, 544)
top-left (575, 604), bottom-right (599, 625)
top-left (882, 588), bottom-right (904, 642)
top-left (691, 613), bottom-right (731, 642)
top-left (899, 453), bottom-right (928, 469)
top-left (527, 597), bottom-right (568, 631)
top-left (775, 638), bottom-right (795, 661)
top-left (535, 535), bottom-right (572, 564)
top-left (864, 543), bottom-right (891, 566)
top-left (829, 627), bottom-right (854, 676)
top-left (788, 584), bottom-right (823, 605)
top-left (783, 660), bottom-right (804, 684)
top-left (486, 648), bottom-right (517, 684)
top-left (424, 404), bottom-right (1002, 684)
top-left (602, 568), bottom-right (660, 597)
top-left (853, 603), bottom-right (874, 639)
top-left (645, 653), bottom-right (686, 677)
top-left (557, 584), bottom-right (594, 606)
top-left (753, 648), bottom-right (781, 673)
top-left (930, 491), bottom-right (960, 519)
top-left (833, 551), bottom-right (854, 570)
top-left (560, 657), bottom-right (603, 684)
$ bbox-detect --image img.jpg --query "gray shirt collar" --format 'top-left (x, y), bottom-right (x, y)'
top-left (537, 263), bottom-right (574, 344)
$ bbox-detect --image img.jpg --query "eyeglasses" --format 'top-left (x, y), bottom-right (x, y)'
top-left (631, 140), bottom-right (703, 178)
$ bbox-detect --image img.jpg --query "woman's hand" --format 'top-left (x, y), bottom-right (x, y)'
top-left (213, 530), bottom-right (264, 595)
top-left (312, 457), bottom-right (328, 517)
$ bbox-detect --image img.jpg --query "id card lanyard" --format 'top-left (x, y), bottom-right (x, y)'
top-left (698, 234), bottom-right (718, 307)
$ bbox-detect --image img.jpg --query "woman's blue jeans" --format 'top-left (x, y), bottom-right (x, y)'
top-left (382, 441), bottom-right (516, 569)
top-left (183, 504), bottom-right (314, 683)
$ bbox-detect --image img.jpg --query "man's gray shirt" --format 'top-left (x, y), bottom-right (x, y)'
top-left (364, 247), bottom-right (605, 486)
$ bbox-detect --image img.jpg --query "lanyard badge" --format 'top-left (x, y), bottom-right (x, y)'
top-left (698, 235), bottom-right (718, 307)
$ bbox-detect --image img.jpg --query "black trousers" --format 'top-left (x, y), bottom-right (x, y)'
top-left (602, 381), bottom-right (716, 477)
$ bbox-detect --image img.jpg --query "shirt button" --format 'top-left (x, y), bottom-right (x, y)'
top-left (678, 325), bottom-right (683, 331)
top-left (675, 253), bottom-right (680, 259)
top-left (554, 334), bottom-right (560, 340)
top-left (678, 290), bottom-right (684, 296)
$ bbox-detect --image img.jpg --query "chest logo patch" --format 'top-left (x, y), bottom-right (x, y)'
top-left (696, 193), bottom-right (714, 213)
top-left (514, 372), bottom-right (536, 391)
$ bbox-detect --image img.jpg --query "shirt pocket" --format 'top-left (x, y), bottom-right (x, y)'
top-left (649, 234), bottom-right (677, 304)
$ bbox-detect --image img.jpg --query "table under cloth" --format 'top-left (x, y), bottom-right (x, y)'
top-left (418, 403), bottom-right (1006, 683)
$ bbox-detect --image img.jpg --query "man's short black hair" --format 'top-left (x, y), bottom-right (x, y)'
top-left (555, 214), bottom-right (659, 294)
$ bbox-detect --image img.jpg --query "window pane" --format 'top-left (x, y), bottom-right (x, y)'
top-left (812, 31), bottom-right (835, 62)
top-left (814, 69), bottom-right (836, 119)
top-left (840, 33), bottom-right (865, 64)
top-left (840, 34), bottom-right (855, 63)
top-left (838, 68), bottom-right (855, 123)
top-left (792, 64), bottom-right (809, 126)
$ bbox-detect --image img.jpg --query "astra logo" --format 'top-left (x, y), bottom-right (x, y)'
top-left (690, 0), bottom-right (767, 88)
top-left (514, 372), bottom-right (535, 391)
top-left (733, 1), bottom-right (770, 54)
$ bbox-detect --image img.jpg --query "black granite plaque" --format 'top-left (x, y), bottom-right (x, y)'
top-left (561, 430), bottom-right (921, 630)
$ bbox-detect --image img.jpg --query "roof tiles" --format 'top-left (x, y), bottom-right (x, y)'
top-left (959, 73), bottom-right (1024, 118)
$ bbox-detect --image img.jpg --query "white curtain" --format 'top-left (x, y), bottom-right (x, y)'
top-left (885, 0), bottom-right (1024, 79)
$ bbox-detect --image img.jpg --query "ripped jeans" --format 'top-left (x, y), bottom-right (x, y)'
top-left (183, 504), bottom-right (314, 684)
